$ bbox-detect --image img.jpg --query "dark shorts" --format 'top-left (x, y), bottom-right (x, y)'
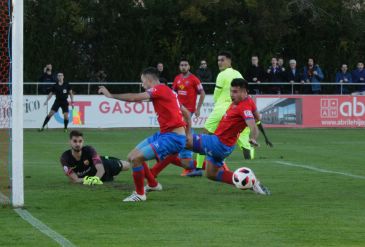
top-left (100, 156), bottom-right (122, 182)
top-left (51, 100), bottom-right (69, 113)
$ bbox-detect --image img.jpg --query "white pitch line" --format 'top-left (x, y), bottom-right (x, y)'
top-left (275, 161), bottom-right (365, 180)
top-left (1, 191), bottom-right (75, 247)
top-left (14, 208), bottom-right (76, 247)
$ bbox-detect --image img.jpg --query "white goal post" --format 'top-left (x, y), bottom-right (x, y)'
top-left (11, 0), bottom-right (24, 207)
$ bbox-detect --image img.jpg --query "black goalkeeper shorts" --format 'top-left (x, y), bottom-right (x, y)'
top-left (100, 156), bottom-right (122, 182)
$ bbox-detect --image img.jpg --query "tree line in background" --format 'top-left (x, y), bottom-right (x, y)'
top-left (24, 0), bottom-right (365, 82)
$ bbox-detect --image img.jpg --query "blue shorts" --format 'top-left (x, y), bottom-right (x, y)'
top-left (178, 148), bottom-right (193, 159)
top-left (136, 132), bottom-right (186, 162)
top-left (192, 134), bottom-right (235, 167)
top-left (178, 127), bottom-right (194, 159)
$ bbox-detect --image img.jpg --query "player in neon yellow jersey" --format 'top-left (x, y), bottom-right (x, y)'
top-left (187, 51), bottom-right (272, 176)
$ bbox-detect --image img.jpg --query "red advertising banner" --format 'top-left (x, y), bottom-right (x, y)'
top-left (255, 95), bottom-right (365, 128)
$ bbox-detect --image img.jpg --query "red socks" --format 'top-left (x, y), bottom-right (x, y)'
top-left (142, 162), bottom-right (158, 187)
top-left (132, 166), bottom-right (145, 195)
top-left (216, 170), bottom-right (234, 185)
top-left (221, 162), bottom-right (230, 171)
top-left (150, 155), bottom-right (182, 177)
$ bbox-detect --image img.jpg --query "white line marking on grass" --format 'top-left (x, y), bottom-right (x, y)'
top-left (1, 192), bottom-right (76, 246)
top-left (275, 161), bottom-right (365, 180)
top-left (14, 208), bottom-right (76, 247)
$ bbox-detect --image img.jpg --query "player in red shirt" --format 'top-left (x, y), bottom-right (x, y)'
top-left (172, 58), bottom-right (205, 116)
top-left (148, 78), bottom-right (270, 195)
top-left (150, 59), bottom-right (206, 177)
top-left (98, 67), bottom-right (191, 202)
top-left (185, 78), bottom-right (270, 194)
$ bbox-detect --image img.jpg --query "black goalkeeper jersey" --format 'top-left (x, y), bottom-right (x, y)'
top-left (51, 82), bottom-right (71, 102)
top-left (60, 146), bottom-right (102, 178)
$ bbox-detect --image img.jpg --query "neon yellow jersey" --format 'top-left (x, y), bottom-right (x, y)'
top-left (213, 68), bottom-right (243, 106)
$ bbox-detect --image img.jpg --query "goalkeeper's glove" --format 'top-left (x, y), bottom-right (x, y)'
top-left (83, 176), bottom-right (90, 185)
top-left (83, 176), bottom-right (103, 185)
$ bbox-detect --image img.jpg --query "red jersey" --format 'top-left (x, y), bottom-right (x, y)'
top-left (147, 84), bottom-right (186, 133)
top-left (172, 73), bottom-right (203, 113)
top-left (214, 96), bottom-right (257, 146)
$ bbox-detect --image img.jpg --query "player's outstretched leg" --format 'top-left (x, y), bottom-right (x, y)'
top-left (150, 155), bottom-right (195, 178)
top-left (150, 155), bottom-right (176, 178)
top-left (186, 154), bottom-right (205, 177)
top-left (250, 171), bottom-right (271, 195)
top-left (205, 159), bottom-right (270, 195)
top-left (205, 161), bottom-right (234, 185)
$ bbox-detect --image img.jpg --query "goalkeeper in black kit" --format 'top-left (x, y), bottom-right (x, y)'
top-left (60, 130), bottom-right (130, 185)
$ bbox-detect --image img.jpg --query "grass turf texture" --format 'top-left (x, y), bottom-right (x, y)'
top-left (1, 128), bottom-right (365, 247)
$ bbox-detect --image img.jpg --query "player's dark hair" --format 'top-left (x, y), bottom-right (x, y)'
top-left (180, 58), bottom-right (189, 64)
top-left (69, 130), bottom-right (83, 139)
top-left (231, 78), bottom-right (249, 90)
top-left (142, 67), bottom-right (160, 80)
top-left (218, 51), bottom-right (232, 59)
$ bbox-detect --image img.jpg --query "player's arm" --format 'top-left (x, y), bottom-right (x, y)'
top-left (253, 110), bottom-right (273, 147)
top-left (213, 86), bottom-right (222, 103)
top-left (195, 87), bottom-right (205, 118)
top-left (68, 89), bottom-right (74, 107)
top-left (245, 118), bottom-right (259, 147)
top-left (181, 105), bottom-right (192, 136)
top-left (172, 78), bottom-right (178, 93)
top-left (60, 156), bottom-right (83, 183)
top-left (213, 74), bottom-right (223, 103)
top-left (94, 163), bottom-right (105, 179)
top-left (43, 91), bottom-right (53, 106)
top-left (89, 146), bottom-right (105, 179)
top-left (67, 172), bottom-right (83, 183)
top-left (98, 86), bottom-right (150, 102)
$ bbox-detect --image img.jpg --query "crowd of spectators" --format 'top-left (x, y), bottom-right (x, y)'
top-left (37, 58), bottom-right (365, 95)
top-left (244, 56), bottom-right (364, 95)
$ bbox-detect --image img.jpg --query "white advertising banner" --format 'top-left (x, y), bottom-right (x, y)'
top-left (2, 95), bottom-right (364, 129)
top-left (3, 95), bottom-right (214, 129)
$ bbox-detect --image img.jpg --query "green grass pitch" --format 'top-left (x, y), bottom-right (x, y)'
top-left (1, 128), bottom-right (365, 247)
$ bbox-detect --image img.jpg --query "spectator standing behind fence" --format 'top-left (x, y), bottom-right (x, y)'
top-left (38, 64), bottom-right (55, 94)
top-left (284, 59), bottom-right (302, 94)
top-left (157, 62), bottom-right (169, 86)
top-left (266, 57), bottom-right (284, 94)
top-left (246, 55), bottom-right (266, 94)
top-left (302, 58), bottom-right (324, 94)
top-left (278, 58), bottom-right (286, 72)
top-left (195, 60), bottom-right (213, 82)
top-left (352, 62), bottom-right (365, 94)
top-left (335, 64), bottom-right (352, 94)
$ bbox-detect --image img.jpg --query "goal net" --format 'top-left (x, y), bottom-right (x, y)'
top-left (0, 0), bottom-right (11, 205)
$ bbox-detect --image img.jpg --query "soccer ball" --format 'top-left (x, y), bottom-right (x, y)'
top-left (232, 167), bottom-right (255, 190)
